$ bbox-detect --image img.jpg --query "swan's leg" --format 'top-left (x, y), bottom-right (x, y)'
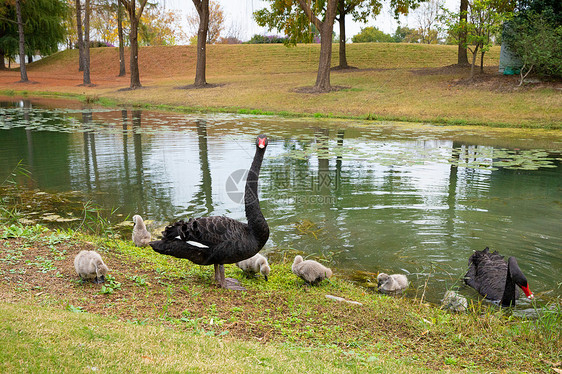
top-left (214, 264), bottom-right (225, 286)
top-left (214, 264), bottom-right (246, 290)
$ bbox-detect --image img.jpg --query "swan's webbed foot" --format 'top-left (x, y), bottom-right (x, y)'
top-left (224, 277), bottom-right (246, 291)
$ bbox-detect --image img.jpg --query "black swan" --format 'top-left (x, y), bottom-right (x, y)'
top-left (149, 134), bottom-right (270, 289)
top-left (132, 215), bottom-right (151, 247)
top-left (291, 255), bottom-right (332, 285)
top-left (74, 250), bottom-right (109, 284)
top-left (464, 247), bottom-right (534, 307)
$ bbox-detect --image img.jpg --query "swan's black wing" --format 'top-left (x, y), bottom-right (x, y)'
top-left (465, 247), bottom-right (490, 289)
top-left (465, 247), bottom-right (509, 300)
top-left (150, 216), bottom-right (256, 265)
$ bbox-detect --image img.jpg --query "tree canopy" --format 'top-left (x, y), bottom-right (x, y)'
top-left (352, 26), bottom-right (393, 42)
top-left (503, 0), bottom-right (562, 78)
top-left (442, 0), bottom-right (512, 78)
top-left (0, 0), bottom-right (68, 61)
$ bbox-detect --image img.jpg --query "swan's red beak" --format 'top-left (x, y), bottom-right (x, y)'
top-left (521, 284), bottom-right (533, 299)
top-left (258, 137), bottom-right (267, 149)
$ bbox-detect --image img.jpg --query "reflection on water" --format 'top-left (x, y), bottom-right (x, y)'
top-left (1, 98), bottom-right (561, 307)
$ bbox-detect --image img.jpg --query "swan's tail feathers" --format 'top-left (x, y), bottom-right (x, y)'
top-left (149, 239), bottom-right (192, 257)
top-left (469, 247), bottom-right (504, 267)
top-left (149, 240), bottom-right (167, 254)
top-left (465, 247), bottom-right (489, 288)
top-left (161, 220), bottom-right (188, 241)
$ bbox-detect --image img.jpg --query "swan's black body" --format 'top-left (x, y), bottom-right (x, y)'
top-left (464, 247), bottom-right (533, 307)
top-left (149, 135), bottom-right (269, 289)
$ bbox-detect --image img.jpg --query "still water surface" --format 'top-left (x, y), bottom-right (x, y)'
top-left (1, 98), bottom-right (561, 307)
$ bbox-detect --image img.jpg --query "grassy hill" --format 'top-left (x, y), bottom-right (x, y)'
top-left (1, 43), bottom-right (561, 128)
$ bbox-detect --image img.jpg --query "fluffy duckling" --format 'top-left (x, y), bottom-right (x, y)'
top-left (132, 214), bottom-right (151, 247)
top-left (441, 290), bottom-right (468, 312)
top-left (74, 250), bottom-right (109, 284)
top-left (377, 273), bottom-right (408, 294)
top-left (236, 253), bottom-right (270, 281)
top-left (292, 255), bottom-right (332, 285)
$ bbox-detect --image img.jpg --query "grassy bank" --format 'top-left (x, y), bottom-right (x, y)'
top-left (0, 43), bottom-right (560, 128)
top-left (0, 222), bottom-right (560, 373)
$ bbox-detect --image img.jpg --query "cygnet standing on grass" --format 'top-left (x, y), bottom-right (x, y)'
top-left (236, 253), bottom-right (270, 281)
top-left (377, 273), bottom-right (408, 294)
top-left (132, 214), bottom-right (151, 247)
top-left (74, 250), bottom-right (109, 284)
top-left (292, 255), bottom-right (332, 285)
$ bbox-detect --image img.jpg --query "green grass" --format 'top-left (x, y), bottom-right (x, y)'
top-left (0, 222), bottom-right (560, 373)
top-left (1, 303), bottom-right (420, 373)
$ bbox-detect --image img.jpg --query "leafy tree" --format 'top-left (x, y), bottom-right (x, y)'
top-left (254, 0), bottom-right (339, 92)
top-left (0, 0), bottom-right (67, 77)
top-left (139, 6), bottom-right (186, 45)
top-left (391, 25), bottom-right (416, 42)
top-left (89, 0), bottom-right (118, 45)
top-left (504, 10), bottom-right (562, 82)
top-left (0, 2), bottom-right (18, 70)
top-left (351, 26), bottom-right (393, 42)
top-left (255, 0), bottom-right (422, 91)
top-left (442, 0), bottom-right (512, 78)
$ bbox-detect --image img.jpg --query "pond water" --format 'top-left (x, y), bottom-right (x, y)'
top-left (1, 97), bottom-right (561, 308)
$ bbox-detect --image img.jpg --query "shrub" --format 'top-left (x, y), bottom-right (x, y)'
top-left (504, 12), bottom-right (562, 79)
top-left (73, 41), bottom-right (115, 49)
top-left (245, 34), bottom-right (287, 44)
top-left (352, 27), bottom-right (394, 43)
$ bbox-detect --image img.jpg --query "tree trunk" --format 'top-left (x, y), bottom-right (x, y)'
top-left (82, 0), bottom-right (91, 85)
top-left (469, 44), bottom-right (479, 79)
top-left (15, 0), bottom-right (28, 82)
top-left (336, 0), bottom-right (348, 69)
top-left (315, 1), bottom-right (337, 91)
top-left (129, 5), bottom-right (142, 89)
top-left (480, 51), bottom-right (485, 73)
top-left (27, 54), bottom-right (32, 63)
top-left (0, 51), bottom-right (6, 70)
top-left (193, 0), bottom-right (209, 87)
top-left (316, 25), bottom-right (334, 91)
top-left (117, 0), bottom-right (126, 76)
top-left (457, 0), bottom-right (469, 65)
top-left (76, 0), bottom-right (84, 71)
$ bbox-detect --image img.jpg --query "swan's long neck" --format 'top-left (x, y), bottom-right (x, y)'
top-left (501, 264), bottom-right (516, 307)
top-left (245, 146), bottom-right (269, 249)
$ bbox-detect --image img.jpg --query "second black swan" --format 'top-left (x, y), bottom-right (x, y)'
top-left (149, 134), bottom-right (270, 289)
top-left (464, 247), bottom-right (534, 307)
